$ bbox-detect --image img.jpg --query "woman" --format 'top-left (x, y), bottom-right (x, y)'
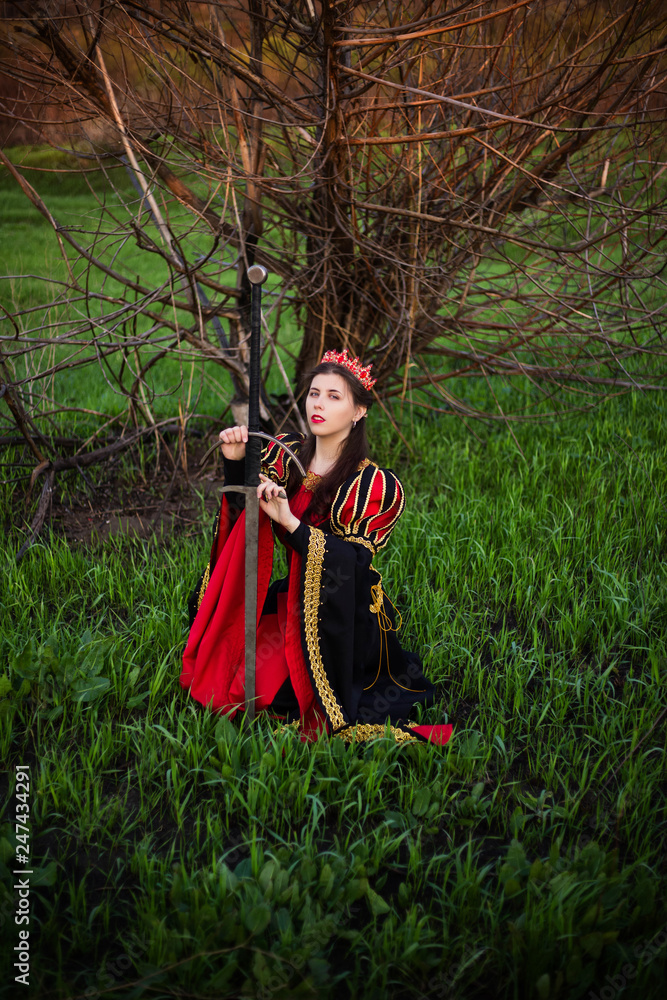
top-left (180, 349), bottom-right (452, 745)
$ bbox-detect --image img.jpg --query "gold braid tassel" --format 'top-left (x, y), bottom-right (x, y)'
top-left (365, 579), bottom-right (404, 691)
top-left (370, 580), bottom-right (402, 632)
top-left (197, 562), bottom-right (211, 611)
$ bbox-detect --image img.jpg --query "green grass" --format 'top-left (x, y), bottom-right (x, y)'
top-left (1, 147), bottom-right (666, 999)
top-left (1, 385), bottom-right (666, 999)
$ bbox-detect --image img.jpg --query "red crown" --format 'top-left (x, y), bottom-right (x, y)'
top-left (320, 348), bottom-right (376, 391)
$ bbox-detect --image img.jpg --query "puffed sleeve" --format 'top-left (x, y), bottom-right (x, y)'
top-left (284, 464), bottom-right (404, 562)
top-left (329, 465), bottom-right (405, 554)
top-left (261, 432), bottom-right (305, 486)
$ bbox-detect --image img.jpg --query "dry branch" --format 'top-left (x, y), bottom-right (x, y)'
top-left (0, 0), bottom-right (664, 487)
top-left (16, 466), bottom-right (55, 561)
top-left (10, 418), bottom-right (198, 558)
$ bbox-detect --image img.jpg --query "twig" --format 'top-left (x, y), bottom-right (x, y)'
top-left (0, 358), bottom-right (49, 464)
top-left (16, 468), bottom-right (55, 561)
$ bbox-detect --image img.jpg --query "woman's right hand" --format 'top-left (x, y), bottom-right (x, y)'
top-left (218, 425), bottom-right (248, 461)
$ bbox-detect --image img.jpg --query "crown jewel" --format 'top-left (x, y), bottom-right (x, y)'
top-left (320, 348), bottom-right (376, 391)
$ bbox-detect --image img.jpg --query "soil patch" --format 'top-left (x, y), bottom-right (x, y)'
top-left (3, 438), bottom-right (225, 548)
top-left (51, 475), bottom-right (221, 546)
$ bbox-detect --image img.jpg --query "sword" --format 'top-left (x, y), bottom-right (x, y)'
top-left (213, 266), bottom-right (305, 721)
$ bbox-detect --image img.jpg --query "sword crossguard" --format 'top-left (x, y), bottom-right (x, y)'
top-left (199, 430), bottom-right (307, 478)
top-left (219, 484), bottom-right (287, 500)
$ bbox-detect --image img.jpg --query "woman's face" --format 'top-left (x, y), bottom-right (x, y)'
top-left (306, 373), bottom-right (366, 439)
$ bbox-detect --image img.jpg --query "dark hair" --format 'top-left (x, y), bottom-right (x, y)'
top-left (286, 361), bottom-right (374, 522)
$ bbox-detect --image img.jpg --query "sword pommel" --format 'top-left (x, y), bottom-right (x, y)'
top-left (247, 264), bottom-right (268, 285)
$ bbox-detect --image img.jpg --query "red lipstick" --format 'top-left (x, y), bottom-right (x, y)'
top-left (311, 415), bottom-right (325, 423)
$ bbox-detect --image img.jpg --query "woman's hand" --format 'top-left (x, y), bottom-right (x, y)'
top-left (219, 425), bottom-right (248, 461)
top-left (257, 474), bottom-right (300, 534)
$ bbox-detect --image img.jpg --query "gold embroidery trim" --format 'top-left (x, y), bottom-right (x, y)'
top-left (303, 528), bottom-right (346, 729)
top-left (302, 469), bottom-right (321, 492)
top-left (301, 458), bottom-right (371, 495)
top-left (272, 719), bottom-right (301, 736)
top-left (273, 720), bottom-right (421, 743)
top-left (333, 723), bottom-right (420, 744)
top-left (346, 535), bottom-right (375, 554)
top-left (196, 562), bottom-right (211, 611)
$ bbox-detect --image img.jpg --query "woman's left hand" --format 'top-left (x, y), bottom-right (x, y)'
top-left (257, 474), bottom-right (300, 533)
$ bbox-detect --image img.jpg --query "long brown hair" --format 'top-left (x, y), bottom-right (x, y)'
top-left (286, 361), bottom-right (374, 522)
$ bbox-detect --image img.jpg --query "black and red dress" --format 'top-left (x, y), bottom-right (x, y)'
top-left (180, 434), bottom-right (452, 745)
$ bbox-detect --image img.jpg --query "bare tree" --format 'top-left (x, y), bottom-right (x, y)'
top-left (1, 0), bottom-right (666, 490)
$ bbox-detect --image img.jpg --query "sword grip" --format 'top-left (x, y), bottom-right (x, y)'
top-left (245, 265), bottom-right (267, 487)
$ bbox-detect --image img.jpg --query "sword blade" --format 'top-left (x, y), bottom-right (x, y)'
top-left (244, 489), bottom-right (259, 721)
top-left (244, 265), bottom-right (268, 720)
